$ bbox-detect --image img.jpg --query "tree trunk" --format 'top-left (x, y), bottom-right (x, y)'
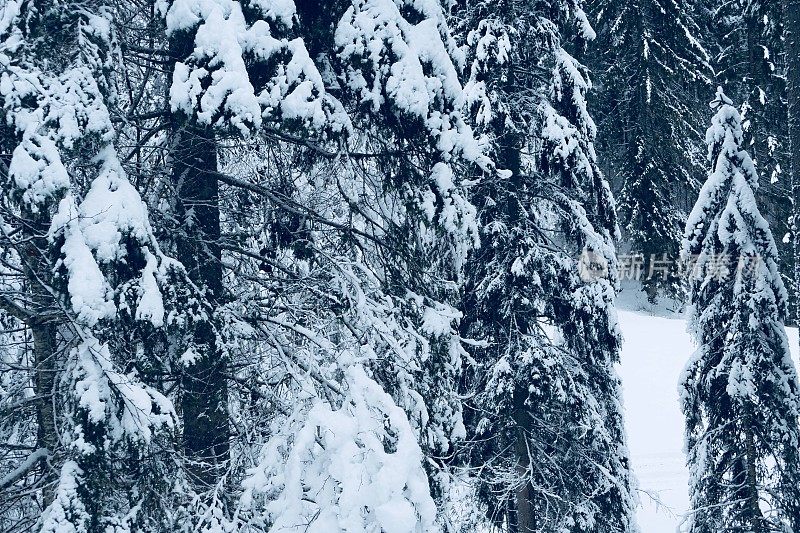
top-left (32, 323), bottom-right (57, 453)
top-left (786, 0), bottom-right (800, 329)
top-left (21, 205), bottom-right (61, 505)
top-left (511, 387), bottom-right (536, 533)
top-left (171, 120), bottom-right (229, 488)
top-left (743, 424), bottom-right (764, 533)
top-left (31, 321), bottom-right (57, 505)
top-left (169, 32), bottom-right (229, 489)
top-left (512, 435), bottom-right (535, 532)
top-left (501, 76), bottom-right (535, 529)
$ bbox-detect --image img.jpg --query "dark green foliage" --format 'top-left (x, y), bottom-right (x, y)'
top-left (682, 89), bottom-right (800, 533)
top-left (587, 0), bottom-right (712, 302)
top-left (456, 1), bottom-right (637, 530)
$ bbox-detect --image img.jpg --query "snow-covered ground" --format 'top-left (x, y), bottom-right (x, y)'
top-left (617, 299), bottom-right (800, 532)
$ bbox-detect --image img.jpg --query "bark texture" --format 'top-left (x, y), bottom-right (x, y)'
top-left (169, 32), bottom-right (230, 489)
top-left (787, 0), bottom-right (800, 327)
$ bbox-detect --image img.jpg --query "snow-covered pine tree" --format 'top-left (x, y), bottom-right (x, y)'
top-left (156, 0), bottom-right (352, 525)
top-left (709, 0), bottom-right (786, 186)
top-left (681, 87), bottom-right (800, 533)
top-left (0, 1), bottom-right (181, 531)
top-left (331, 0), bottom-right (494, 510)
top-left (587, 0), bottom-right (712, 302)
top-left (542, 19), bottom-right (639, 533)
top-left (236, 1), bottom-right (496, 528)
top-left (456, 1), bottom-right (637, 530)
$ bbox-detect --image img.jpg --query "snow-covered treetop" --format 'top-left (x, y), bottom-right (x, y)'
top-left (683, 86), bottom-right (787, 322)
top-left (684, 88), bottom-right (774, 252)
top-left (336, 0), bottom-right (484, 162)
top-left (336, 0), bottom-right (494, 266)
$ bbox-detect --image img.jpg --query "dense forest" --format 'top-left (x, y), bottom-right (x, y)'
top-left (1, 0), bottom-right (800, 531)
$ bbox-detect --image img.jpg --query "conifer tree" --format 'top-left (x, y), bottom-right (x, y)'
top-left (587, 0), bottom-right (711, 301)
top-left (786, 0), bottom-right (800, 326)
top-left (704, 0), bottom-right (793, 296)
top-left (710, 0), bottom-right (785, 184)
top-left (155, 1), bottom-right (356, 527)
top-left (456, 1), bottom-right (637, 530)
top-left (239, 1), bottom-right (495, 527)
top-left (0, 1), bottom-right (181, 530)
top-left (152, 0), bottom-right (493, 529)
top-left (681, 87), bottom-right (800, 533)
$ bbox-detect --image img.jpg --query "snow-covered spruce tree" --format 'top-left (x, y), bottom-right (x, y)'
top-left (233, 1), bottom-right (496, 529)
top-left (543, 24), bottom-right (639, 533)
top-left (708, 0), bottom-right (786, 186)
top-left (0, 1), bottom-right (181, 531)
top-left (681, 87), bottom-right (800, 533)
top-left (455, 1), bottom-right (637, 530)
top-left (703, 0), bottom-right (793, 300)
top-left (156, 0), bottom-right (352, 524)
top-left (587, 0), bottom-right (711, 302)
top-left (331, 0), bottom-right (494, 507)
top-left (148, 0), bottom-right (492, 529)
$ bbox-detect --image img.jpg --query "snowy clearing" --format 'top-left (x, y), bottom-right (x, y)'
top-left (618, 305), bottom-right (800, 532)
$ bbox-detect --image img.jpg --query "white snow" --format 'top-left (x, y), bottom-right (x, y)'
top-left (243, 364), bottom-right (438, 532)
top-left (616, 302), bottom-right (800, 532)
top-left (71, 338), bottom-right (176, 447)
top-left (166, 0), bottom-right (348, 134)
top-left (51, 195), bottom-right (117, 327)
top-left (250, 0), bottom-right (296, 27)
top-left (38, 461), bottom-right (90, 533)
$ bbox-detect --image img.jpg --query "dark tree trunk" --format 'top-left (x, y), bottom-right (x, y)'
top-left (31, 321), bottom-right (57, 505)
top-left (512, 432), bottom-right (535, 533)
top-left (21, 205), bottom-right (62, 506)
top-left (500, 95), bottom-right (536, 531)
top-left (510, 386), bottom-right (535, 533)
top-left (743, 423), bottom-right (765, 533)
top-left (787, 0), bottom-right (800, 329)
top-left (169, 32), bottom-right (229, 489)
top-left (31, 323), bottom-right (57, 453)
